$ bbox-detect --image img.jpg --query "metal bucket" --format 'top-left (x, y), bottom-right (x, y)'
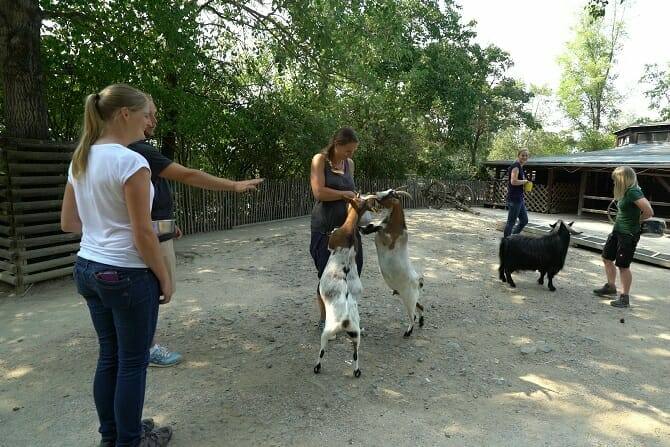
top-left (640, 218), bottom-right (667, 237)
top-left (152, 219), bottom-right (176, 236)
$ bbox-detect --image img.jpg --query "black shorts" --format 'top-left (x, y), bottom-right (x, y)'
top-left (602, 231), bottom-right (640, 268)
top-left (310, 231), bottom-right (363, 279)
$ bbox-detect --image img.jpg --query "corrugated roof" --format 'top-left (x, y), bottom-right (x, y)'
top-left (614, 121), bottom-right (670, 135)
top-left (484, 142), bottom-right (670, 169)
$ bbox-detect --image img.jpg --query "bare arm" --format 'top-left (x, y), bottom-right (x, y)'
top-left (310, 154), bottom-right (355, 201)
top-left (160, 162), bottom-right (263, 192)
top-left (124, 168), bottom-right (173, 303)
top-left (635, 197), bottom-right (654, 222)
top-left (510, 167), bottom-right (528, 186)
top-left (60, 183), bottom-right (82, 233)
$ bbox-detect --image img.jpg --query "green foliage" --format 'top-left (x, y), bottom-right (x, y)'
top-left (557, 8), bottom-right (625, 134)
top-left (488, 127), bottom-right (575, 161)
top-left (31, 0), bottom-right (535, 179)
top-left (641, 63), bottom-right (670, 120)
top-left (577, 129), bottom-right (616, 151)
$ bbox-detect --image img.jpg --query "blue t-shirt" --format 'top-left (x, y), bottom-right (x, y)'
top-left (507, 161), bottom-right (525, 202)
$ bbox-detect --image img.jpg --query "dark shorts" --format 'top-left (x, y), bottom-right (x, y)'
top-left (310, 231), bottom-right (363, 279)
top-left (602, 231), bottom-right (640, 268)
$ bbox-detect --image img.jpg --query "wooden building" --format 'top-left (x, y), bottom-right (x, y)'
top-left (483, 122), bottom-right (670, 224)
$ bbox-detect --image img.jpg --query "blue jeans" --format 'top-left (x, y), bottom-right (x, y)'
top-left (74, 257), bottom-right (160, 447)
top-left (504, 200), bottom-right (528, 237)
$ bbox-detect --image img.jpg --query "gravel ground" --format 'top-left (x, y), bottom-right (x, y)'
top-left (1, 208), bottom-right (668, 446)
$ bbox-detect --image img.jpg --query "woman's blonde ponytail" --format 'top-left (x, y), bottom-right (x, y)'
top-left (71, 94), bottom-right (104, 178)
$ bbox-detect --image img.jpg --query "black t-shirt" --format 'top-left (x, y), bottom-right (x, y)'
top-left (127, 140), bottom-right (174, 221)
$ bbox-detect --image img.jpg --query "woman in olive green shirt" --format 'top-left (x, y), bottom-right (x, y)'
top-left (593, 167), bottom-right (653, 308)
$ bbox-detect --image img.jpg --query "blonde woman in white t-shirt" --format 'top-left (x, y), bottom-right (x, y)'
top-left (61, 84), bottom-right (173, 447)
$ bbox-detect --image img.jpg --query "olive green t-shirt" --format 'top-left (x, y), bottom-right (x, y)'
top-left (614, 186), bottom-right (645, 235)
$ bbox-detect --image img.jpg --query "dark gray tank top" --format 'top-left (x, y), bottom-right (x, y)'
top-left (311, 157), bottom-right (356, 233)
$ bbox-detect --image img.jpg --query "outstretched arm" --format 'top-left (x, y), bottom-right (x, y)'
top-left (160, 162), bottom-right (263, 192)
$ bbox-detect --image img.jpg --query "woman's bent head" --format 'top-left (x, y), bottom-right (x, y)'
top-left (322, 127), bottom-right (359, 162)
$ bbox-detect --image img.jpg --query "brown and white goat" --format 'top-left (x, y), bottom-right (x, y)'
top-left (314, 195), bottom-right (374, 378)
top-left (361, 189), bottom-right (425, 337)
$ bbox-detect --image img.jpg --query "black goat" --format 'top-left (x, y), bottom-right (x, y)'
top-left (498, 220), bottom-right (581, 291)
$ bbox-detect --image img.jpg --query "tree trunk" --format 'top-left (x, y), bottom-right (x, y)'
top-left (0, 0), bottom-right (50, 139)
top-left (160, 72), bottom-right (177, 161)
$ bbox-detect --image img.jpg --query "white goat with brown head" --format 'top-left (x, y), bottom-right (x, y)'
top-left (314, 195), bottom-right (375, 378)
top-left (361, 189), bottom-right (424, 337)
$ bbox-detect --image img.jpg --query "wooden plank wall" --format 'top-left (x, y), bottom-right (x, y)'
top-left (0, 138), bottom-right (77, 290)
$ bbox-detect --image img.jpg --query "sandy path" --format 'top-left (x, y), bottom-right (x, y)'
top-left (1, 209), bottom-right (668, 446)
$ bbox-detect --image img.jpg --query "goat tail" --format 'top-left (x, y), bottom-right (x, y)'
top-left (499, 237), bottom-right (507, 262)
top-left (498, 237), bottom-right (507, 281)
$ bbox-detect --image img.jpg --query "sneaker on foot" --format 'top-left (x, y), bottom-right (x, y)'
top-left (98, 419), bottom-right (156, 446)
top-left (149, 345), bottom-right (183, 368)
top-left (138, 426), bottom-right (173, 447)
top-left (610, 294), bottom-right (630, 308)
top-left (142, 418), bottom-right (156, 433)
top-left (593, 283), bottom-right (617, 297)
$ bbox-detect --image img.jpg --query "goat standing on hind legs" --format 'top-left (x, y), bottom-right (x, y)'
top-left (361, 189), bottom-right (425, 337)
top-left (314, 196), bottom-right (375, 378)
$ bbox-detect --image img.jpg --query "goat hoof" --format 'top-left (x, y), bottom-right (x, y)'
top-left (403, 327), bottom-right (414, 337)
top-left (313, 364), bottom-right (321, 374)
top-left (354, 369), bottom-right (361, 378)
top-left (419, 316), bottom-right (425, 327)
top-left (549, 286), bottom-right (556, 292)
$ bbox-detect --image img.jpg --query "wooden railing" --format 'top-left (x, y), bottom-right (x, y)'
top-left (171, 178), bottom-right (491, 236)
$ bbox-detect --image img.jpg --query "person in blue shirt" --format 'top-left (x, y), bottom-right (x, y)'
top-left (503, 149), bottom-right (531, 237)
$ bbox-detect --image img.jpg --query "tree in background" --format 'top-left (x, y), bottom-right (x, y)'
top-left (641, 63), bottom-right (670, 120)
top-left (488, 85), bottom-right (574, 161)
top-left (557, 4), bottom-right (625, 150)
top-left (2, 0), bottom-right (535, 179)
top-left (0, 0), bottom-right (49, 138)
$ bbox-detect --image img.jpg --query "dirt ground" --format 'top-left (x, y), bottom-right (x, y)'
top-left (1, 209), bottom-right (669, 447)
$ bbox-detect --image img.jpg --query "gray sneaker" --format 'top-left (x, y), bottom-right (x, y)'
top-left (138, 426), bottom-right (173, 447)
top-left (98, 420), bottom-right (156, 446)
top-left (593, 283), bottom-right (617, 297)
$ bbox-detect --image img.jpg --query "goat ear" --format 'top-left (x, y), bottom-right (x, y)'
top-left (549, 223), bottom-right (556, 229)
top-left (568, 221), bottom-right (574, 226)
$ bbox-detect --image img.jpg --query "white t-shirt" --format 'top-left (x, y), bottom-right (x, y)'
top-left (68, 144), bottom-right (154, 268)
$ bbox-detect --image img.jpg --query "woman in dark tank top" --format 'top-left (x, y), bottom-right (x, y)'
top-left (309, 127), bottom-right (363, 333)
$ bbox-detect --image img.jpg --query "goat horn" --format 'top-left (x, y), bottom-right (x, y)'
top-left (396, 190), bottom-right (413, 200)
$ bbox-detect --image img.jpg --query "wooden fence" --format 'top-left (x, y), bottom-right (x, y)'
top-left (0, 137), bottom-right (491, 290)
top-left (172, 178), bottom-right (490, 235)
top-left (484, 180), bottom-right (579, 214)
